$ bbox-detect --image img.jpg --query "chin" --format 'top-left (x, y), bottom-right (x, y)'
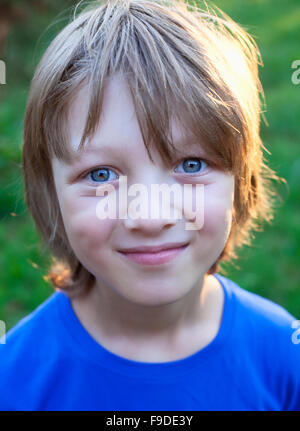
top-left (116, 284), bottom-right (189, 307)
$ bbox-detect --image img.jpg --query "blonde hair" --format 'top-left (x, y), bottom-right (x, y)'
top-left (23, 0), bottom-right (285, 297)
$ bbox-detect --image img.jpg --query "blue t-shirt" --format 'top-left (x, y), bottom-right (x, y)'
top-left (0, 273), bottom-right (299, 411)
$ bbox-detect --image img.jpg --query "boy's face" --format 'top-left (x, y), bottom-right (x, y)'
top-left (52, 74), bottom-right (235, 306)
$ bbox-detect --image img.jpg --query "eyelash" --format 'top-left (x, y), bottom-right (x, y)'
top-left (83, 157), bottom-right (209, 184)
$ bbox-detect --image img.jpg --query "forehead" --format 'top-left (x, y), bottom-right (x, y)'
top-left (66, 74), bottom-right (203, 160)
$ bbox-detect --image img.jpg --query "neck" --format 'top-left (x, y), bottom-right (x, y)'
top-left (71, 273), bottom-right (216, 342)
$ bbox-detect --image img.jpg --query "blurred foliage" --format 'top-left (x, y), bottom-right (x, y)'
top-left (0, 0), bottom-right (299, 331)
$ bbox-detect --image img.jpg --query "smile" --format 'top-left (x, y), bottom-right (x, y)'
top-left (117, 244), bottom-right (189, 266)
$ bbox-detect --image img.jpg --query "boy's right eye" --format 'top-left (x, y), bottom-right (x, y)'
top-left (87, 167), bottom-right (119, 183)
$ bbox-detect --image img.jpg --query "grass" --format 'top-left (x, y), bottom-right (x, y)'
top-left (0, 0), bottom-right (299, 331)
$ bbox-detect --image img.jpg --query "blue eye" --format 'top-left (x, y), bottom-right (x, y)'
top-left (89, 168), bottom-right (118, 183)
top-left (175, 158), bottom-right (207, 174)
top-left (86, 158), bottom-right (207, 183)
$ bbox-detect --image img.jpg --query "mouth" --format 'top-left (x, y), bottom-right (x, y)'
top-left (117, 243), bottom-right (189, 266)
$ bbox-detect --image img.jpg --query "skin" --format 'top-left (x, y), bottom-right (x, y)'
top-left (51, 73), bottom-right (235, 362)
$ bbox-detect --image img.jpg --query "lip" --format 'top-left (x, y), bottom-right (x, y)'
top-left (117, 242), bottom-right (189, 266)
top-left (118, 242), bottom-right (189, 253)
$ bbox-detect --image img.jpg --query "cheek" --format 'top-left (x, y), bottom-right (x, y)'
top-left (58, 194), bottom-right (115, 254)
top-left (202, 178), bottom-right (234, 239)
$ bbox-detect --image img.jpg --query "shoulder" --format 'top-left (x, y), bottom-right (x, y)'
top-left (1, 291), bottom-right (63, 347)
top-left (216, 273), bottom-right (300, 410)
top-left (0, 291), bottom-right (66, 365)
top-left (0, 291), bottom-right (67, 410)
top-left (217, 273), bottom-right (299, 354)
top-left (216, 273), bottom-right (297, 331)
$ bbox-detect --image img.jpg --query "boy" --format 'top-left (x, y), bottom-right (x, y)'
top-left (1, 0), bottom-right (299, 411)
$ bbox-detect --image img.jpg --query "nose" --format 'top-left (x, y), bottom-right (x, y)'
top-left (124, 213), bottom-right (177, 233)
top-left (123, 192), bottom-right (180, 233)
top-left (121, 173), bottom-right (182, 233)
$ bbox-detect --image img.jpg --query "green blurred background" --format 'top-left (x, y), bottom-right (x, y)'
top-left (0, 0), bottom-right (299, 331)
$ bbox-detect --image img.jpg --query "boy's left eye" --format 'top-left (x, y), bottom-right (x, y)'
top-left (174, 158), bottom-right (208, 174)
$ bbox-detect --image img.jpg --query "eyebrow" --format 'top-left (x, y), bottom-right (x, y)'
top-left (71, 142), bottom-right (126, 161)
top-left (76, 141), bottom-right (121, 154)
